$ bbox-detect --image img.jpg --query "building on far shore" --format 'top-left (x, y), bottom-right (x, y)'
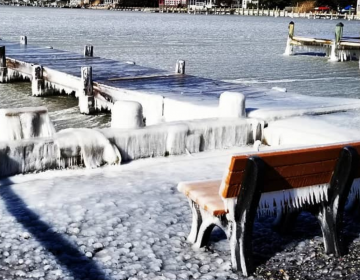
top-left (159, 0), bottom-right (186, 7)
top-left (357, 0), bottom-right (360, 15)
top-left (242, 0), bottom-right (257, 9)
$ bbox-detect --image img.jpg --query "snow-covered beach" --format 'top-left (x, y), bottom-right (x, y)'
top-left (1, 142), bottom-right (360, 280)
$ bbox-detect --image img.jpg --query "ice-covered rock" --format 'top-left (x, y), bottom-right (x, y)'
top-left (111, 101), bottom-right (145, 129)
top-left (0, 107), bottom-right (55, 141)
top-left (218, 92), bottom-right (246, 118)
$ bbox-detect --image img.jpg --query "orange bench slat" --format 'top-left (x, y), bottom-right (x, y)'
top-left (178, 180), bottom-right (226, 216)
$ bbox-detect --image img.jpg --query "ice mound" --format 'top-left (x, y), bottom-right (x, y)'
top-left (55, 128), bottom-right (121, 168)
top-left (111, 101), bottom-right (144, 129)
top-left (0, 107), bottom-right (55, 141)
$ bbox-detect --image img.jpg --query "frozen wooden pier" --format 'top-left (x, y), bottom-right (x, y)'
top-left (2, 36), bottom-right (360, 124)
top-left (284, 21), bottom-right (360, 62)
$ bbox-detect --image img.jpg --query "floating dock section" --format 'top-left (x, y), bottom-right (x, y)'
top-left (284, 21), bottom-right (360, 63)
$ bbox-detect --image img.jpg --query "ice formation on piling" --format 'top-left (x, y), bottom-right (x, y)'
top-left (55, 128), bottom-right (121, 169)
top-left (218, 92), bottom-right (246, 118)
top-left (0, 107), bottom-right (55, 141)
top-left (111, 101), bottom-right (144, 129)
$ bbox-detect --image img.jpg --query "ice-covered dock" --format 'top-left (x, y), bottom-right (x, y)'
top-left (2, 37), bottom-right (360, 124)
top-left (284, 21), bottom-right (360, 62)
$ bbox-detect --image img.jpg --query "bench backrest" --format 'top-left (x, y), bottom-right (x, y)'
top-left (220, 142), bottom-right (360, 199)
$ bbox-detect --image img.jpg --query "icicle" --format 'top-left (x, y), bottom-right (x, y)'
top-left (257, 184), bottom-right (329, 216)
top-left (0, 107), bottom-right (55, 141)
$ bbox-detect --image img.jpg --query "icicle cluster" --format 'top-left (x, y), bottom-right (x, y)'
top-left (0, 107), bottom-right (56, 141)
top-left (55, 128), bottom-right (121, 169)
top-left (257, 184), bottom-right (329, 216)
top-left (295, 45), bottom-right (328, 55)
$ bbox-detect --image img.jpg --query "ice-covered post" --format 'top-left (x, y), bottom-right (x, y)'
top-left (84, 45), bottom-right (93, 57)
top-left (284, 21), bottom-right (294, 55)
top-left (218, 91), bottom-right (246, 118)
top-left (78, 66), bottom-right (95, 114)
top-left (0, 46), bottom-right (7, 83)
top-left (31, 65), bottom-right (45, 96)
top-left (20, 36), bottom-right (27, 45)
top-left (330, 22), bottom-right (344, 62)
top-left (175, 60), bottom-right (185, 74)
top-left (111, 100), bottom-right (145, 129)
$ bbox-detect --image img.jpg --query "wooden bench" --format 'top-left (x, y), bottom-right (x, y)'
top-left (178, 142), bottom-right (360, 276)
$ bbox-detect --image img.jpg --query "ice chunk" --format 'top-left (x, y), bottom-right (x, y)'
top-left (55, 128), bottom-right (121, 168)
top-left (0, 107), bottom-right (55, 141)
top-left (111, 101), bottom-right (144, 129)
top-left (218, 92), bottom-right (246, 118)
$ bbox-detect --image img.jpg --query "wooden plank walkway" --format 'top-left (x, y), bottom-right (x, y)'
top-left (2, 37), bottom-right (360, 124)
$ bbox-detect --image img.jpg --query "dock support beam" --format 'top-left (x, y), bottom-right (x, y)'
top-left (175, 60), bottom-right (185, 74)
top-left (31, 65), bottom-right (45, 96)
top-left (84, 45), bottom-right (93, 57)
top-left (20, 36), bottom-right (27, 45)
top-left (0, 46), bottom-right (7, 83)
top-left (330, 22), bottom-right (344, 62)
top-left (78, 66), bottom-right (95, 114)
top-left (284, 21), bottom-right (294, 56)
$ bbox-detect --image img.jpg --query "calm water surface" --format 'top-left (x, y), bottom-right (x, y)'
top-left (0, 7), bottom-right (359, 129)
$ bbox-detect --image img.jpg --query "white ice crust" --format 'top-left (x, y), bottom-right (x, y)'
top-left (55, 128), bottom-right (121, 169)
top-left (0, 107), bottom-right (56, 141)
top-left (218, 92), bottom-right (246, 118)
top-left (111, 101), bottom-right (144, 129)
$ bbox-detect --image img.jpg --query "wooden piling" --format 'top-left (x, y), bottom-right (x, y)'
top-left (0, 46), bottom-right (7, 83)
top-left (284, 21), bottom-right (294, 56)
top-left (84, 45), bottom-right (94, 57)
top-left (20, 36), bottom-right (27, 45)
top-left (330, 22), bottom-right (344, 62)
top-left (79, 66), bottom-right (94, 114)
top-left (335, 22), bottom-right (344, 44)
top-left (31, 65), bottom-right (44, 96)
top-left (175, 60), bottom-right (185, 75)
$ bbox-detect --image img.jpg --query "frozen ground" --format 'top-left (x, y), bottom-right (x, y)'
top-left (1, 144), bottom-right (360, 280)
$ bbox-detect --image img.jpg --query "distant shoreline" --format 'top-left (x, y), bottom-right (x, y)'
top-left (1, 4), bottom-right (359, 20)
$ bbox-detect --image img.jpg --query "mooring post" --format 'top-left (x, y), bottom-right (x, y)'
top-left (284, 21), bottom-right (294, 56)
top-left (330, 22), bottom-right (344, 62)
top-left (20, 36), bottom-right (27, 45)
top-left (335, 22), bottom-right (344, 44)
top-left (84, 45), bottom-right (94, 57)
top-left (175, 60), bottom-right (185, 74)
top-left (78, 66), bottom-right (95, 114)
top-left (31, 65), bottom-right (44, 96)
top-left (0, 46), bottom-right (7, 83)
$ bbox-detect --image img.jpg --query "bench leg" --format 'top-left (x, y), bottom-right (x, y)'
top-left (230, 157), bottom-right (265, 277)
top-left (317, 146), bottom-right (358, 256)
top-left (187, 199), bottom-right (202, 244)
top-left (194, 220), bottom-right (216, 248)
top-left (192, 207), bottom-right (228, 248)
